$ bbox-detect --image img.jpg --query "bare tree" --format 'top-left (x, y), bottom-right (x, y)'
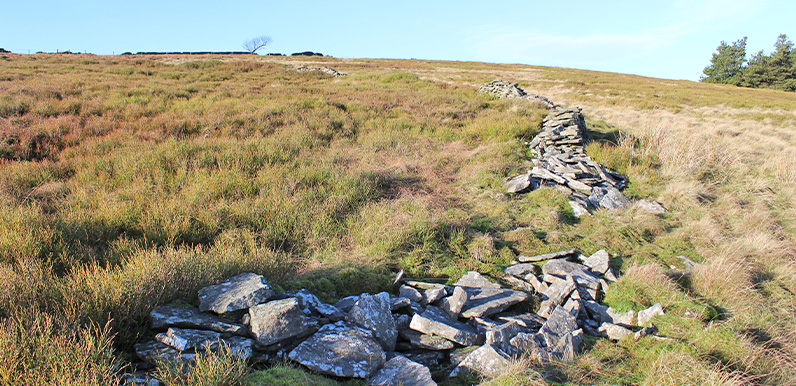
top-left (243, 35), bottom-right (272, 54)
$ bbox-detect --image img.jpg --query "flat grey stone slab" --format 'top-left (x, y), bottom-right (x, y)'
top-left (461, 288), bottom-right (530, 319)
top-left (134, 340), bottom-right (195, 367)
top-left (542, 259), bottom-right (588, 276)
top-left (504, 263), bottom-right (537, 277)
top-left (583, 301), bottom-right (635, 326)
top-left (502, 275), bottom-right (536, 293)
top-left (289, 321), bottom-right (386, 378)
top-left (410, 305), bottom-right (483, 346)
top-left (450, 344), bottom-right (512, 377)
top-left (198, 273), bottom-right (274, 314)
top-left (150, 305), bottom-right (246, 335)
top-left (538, 276), bottom-right (576, 318)
top-left (424, 287), bottom-right (447, 305)
top-left (399, 285), bottom-right (424, 303)
top-left (454, 271), bottom-right (501, 289)
top-left (347, 292), bottom-right (398, 351)
top-left (390, 296), bottom-right (411, 311)
top-left (368, 355), bottom-right (437, 386)
top-left (334, 295), bottom-right (361, 313)
top-left (315, 303), bottom-right (345, 321)
top-left (493, 312), bottom-right (544, 331)
top-left (249, 297), bottom-right (318, 346)
top-left (399, 329), bottom-right (456, 350)
top-left (518, 249), bottom-right (577, 263)
top-left (505, 173), bottom-right (532, 193)
top-left (599, 322), bottom-right (632, 341)
top-left (637, 303), bottom-right (664, 326)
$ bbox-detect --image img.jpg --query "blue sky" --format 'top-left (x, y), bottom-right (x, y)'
top-left (1, 0), bottom-right (793, 80)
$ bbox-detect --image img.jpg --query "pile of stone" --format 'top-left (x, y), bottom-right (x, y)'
top-left (484, 80), bottom-right (665, 216)
top-left (477, 80), bottom-right (558, 110)
top-left (125, 252), bottom-right (665, 385)
top-left (295, 65), bottom-right (347, 77)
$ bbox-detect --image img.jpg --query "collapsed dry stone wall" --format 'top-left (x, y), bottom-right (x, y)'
top-left (295, 65), bottom-right (348, 77)
top-left (482, 80), bottom-right (665, 216)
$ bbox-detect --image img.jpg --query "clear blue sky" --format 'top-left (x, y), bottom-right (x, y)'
top-left (2, 0), bottom-right (793, 81)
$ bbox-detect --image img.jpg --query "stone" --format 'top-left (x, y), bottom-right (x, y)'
top-left (563, 298), bottom-right (582, 318)
top-left (539, 306), bottom-right (578, 348)
top-left (334, 295), bottom-right (361, 313)
top-left (399, 329), bottom-right (456, 350)
top-left (198, 273), bottom-right (275, 314)
top-left (450, 345), bottom-right (480, 366)
top-left (315, 303), bottom-right (345, 321)
top-left (636, 199), bottom-right (666, 214)
top-left (289, 321), bottom-right (386, 378)
top-left (155, 327), bottom-right (222, 351)
top-left (368, 355), bottom-right (437, 386)
top-left (493, 313), bottom-right (545, 331)
top-left (394, 314), bottom-right (411, 331)
top-left (523, 273), bottom-right (548, 293)
top-left (450, 344), bottom-right (512, 377)
top-left (518, 249), bottom-right (577, 263)
top-left (502, 275), bottom-right (536, 293)
top-left (637, 303), bottom-right (664, 326)
top-left (149, 305), bottom-right (247, 335)
top-left (538, 276), bottom-right (576, 318)
top-left (461, 288), bottom-right (530, 319)
top-left (542, 273), bottom-right (566, 284)
top-left (470, 317), bottom-right (502, 335)
top-left (634, 325), bottom-right (658, 341)
top-left (504, 263), bottom-right (537, 277)
top-left (399, 285), bottom-right (424, 303)
top-left (346, 292), bottom-right (398, 351)
top-left (588, 187), bottom-right (630, 210)
top-left (569, 200), bottom-right (590, 217)
top-left (603, 269), bottom-right (619, 282)
top-left (120, 371), bottom-right (161, 386)
top-left (583, 301), bottom-right (635, 326)
top-left (583, 249), bottom-right (610, 275)
top-left (439, 286), bottom-right (469, 319)
top-left (542, 258), bottom-right (587, 276)
top-left (569, 268), bottom-right (602, 301)
top-left (409, 305), bottom-right (483, 346)
top-left (424, 287), bottom-right (447, 305)
top-left (599, 322), bottom-right (632, 341)
top-left (249, 297), bottom-right (317, 346)
top-left (485, 321), bottom-right (520, 350)
top-left (404, 281), bottom-right (448, 291)
top-left (505, 173), bottom-right (533, 193)
top-left (454, 271), bottom-right (501, 289)
top-left (508, 332), bottom-right (549, 363)
top-left (390, 296), bottom-right (412, 311)
top-left (549, 329), bottom-right (582, 363)
top-left (134, 340), bottom-right (195, 367)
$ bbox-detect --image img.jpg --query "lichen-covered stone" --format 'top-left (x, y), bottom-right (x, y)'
top-left (460, 288), bottom-right (529, 319)
top-left (198, 273), bottom-right (274, 314)
top-left (249, 297), bottom-right (317, 346)
top-left (288, 321), bottom-right (386, 378)
top-left (150, 305), bottom-right (246, 335)
top-left (410, 306), bottom-right (483, 346)
top-left (346, 292), bottom-right (397, 351)
top-left (439, 286), bottom-right (468, 319)
top-left (454, 271), bottom-right (501, 289)
top-left (450, 344), bottom-right (512, 377)
top-left (368, 355), bottom-right (437, 386)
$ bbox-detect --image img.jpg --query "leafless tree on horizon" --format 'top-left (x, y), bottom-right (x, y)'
top-left (243, 35), bottom-right (272, 54)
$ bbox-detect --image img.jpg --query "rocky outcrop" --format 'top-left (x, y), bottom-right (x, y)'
top-left (295, 65), bottom-right (347, 77)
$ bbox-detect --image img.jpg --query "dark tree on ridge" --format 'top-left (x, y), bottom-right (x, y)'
top-left (701, 37), bottom-right (747, 86)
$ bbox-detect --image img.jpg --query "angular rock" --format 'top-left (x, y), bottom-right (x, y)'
top-left (149, 305), bottom-right (247, 335)
top-left (368, 355), bottom-right (437, 386)
top-left (439, 286), bottom-right (468, 319)
top-left (583, 301), bottom-right (634, 326)
top-left (538, 276), bottom-right (576, 318)
top-left (461, 288), bottom-right (530, 319)
top-left (518, 249), bottom-right (577, 263)
top-left (198, 273), bottom-right (274, 314)
top-left (563, 297), bottom-right (582, 318)
top-left (636, 199), bottom-right (666, 214)
top-left (390, 296), bottom-right (412, 311)
top-left (509, 332), bottom-right (549, 363)
top-left (599, 322), bottom-right (632, 341)
top-left (249, 297), bottom-right (317, 346)
top-left (493, 312), bottom-right (544, 332)
top-left (588, 187), bottom-right (630, 210)
top-left (450, 344), bottom-right (512, 377)
top-left (549, 329), bottom-right (582, 363)
top-left (156, 327), bottom-right (222, 351)
top-left (569, 200), bottom-right (590, 217)
top-left (603, 269), bottom-right (619, 283)
top-left (394, 314), bottom-right (411, 331)
top-left (289, 321), bottom-right (386, 378)
top-left (454, 271), bottom-right (501, 289)
top-left (569, 268), bottom-right (602, 301)
top-left (502, 275), bottom-right (536, 293)
top-left (423, 287), bottom-right (447, 305)
top-left (410, 306), bottom-right (483, 346)
top-left (399, 329), bottom-right (456, 350)
top-left (583, 249), bottom-right (610, 275)
top-left (637, 303), bottom-right (664, 326)
top-left (347, 292), bottom-right (398, 351)
top-left (539, 306), bottom-right (578, 348)
top-left (523, 273), bottom-right (548, 293)
top-left (399, 285), bottom-right (424, 303)
top-left (505, 173), bottom-right (533, 193)
top-left (504, 263), bottom-right (537, 277)
top-left (134, 340), bottom-right (195, 367)
top-left (485, 321), bottom-right (520, 350)
top-left (286, 289), bottom-right (322, 314)
top-left (334, 295), bottom-right (361, 313)
top-left (315, 303), bottom-right (345, 321)
top-left (542, 258), bottom-right (587, 276)
top-left (403, 350), bottom-right (447, 369)
top-left (634, 325), bottom-right (658, 341)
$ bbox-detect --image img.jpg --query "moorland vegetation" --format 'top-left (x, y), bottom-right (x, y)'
top-left (0, 53), bottom-right (795, 385)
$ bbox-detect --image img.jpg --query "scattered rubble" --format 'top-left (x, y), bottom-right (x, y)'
top-left (125, 251), bottom-right (665, 384)
top-left (295, 65), bottom-right (347, 77)
top-left (478, 79), bottom-right (558, 109)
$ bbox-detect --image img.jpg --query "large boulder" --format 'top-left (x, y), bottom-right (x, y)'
top-left (289, 322), bottom-right (386, 378)
top-left (346, 292), bottom-right (398, 351)
top-left (249, 297), bottom-right (318, 346)
top-left (198, 273), bottom-right (274, 314)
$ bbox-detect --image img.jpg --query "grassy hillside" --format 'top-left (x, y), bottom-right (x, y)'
top-left (0, 53), bottom-right (794, 385)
